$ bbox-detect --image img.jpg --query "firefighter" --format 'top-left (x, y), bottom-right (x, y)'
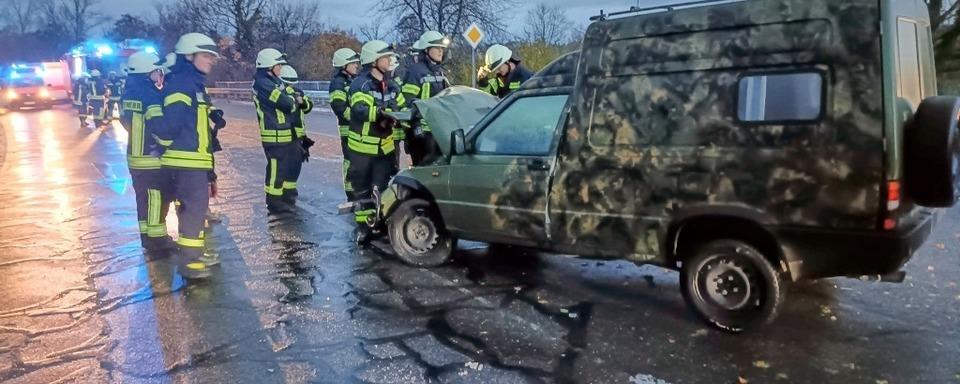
top-left (347, 40), bottom-right (407, 244)
top-left (88, 69), bottom-right (111, 128)
top-left (108, 71), bottom-right (124, 119)
top-left (120, 51), bottom-right (174, 253)
top-left (253, 48), bottom-right (300, 213)
top-left (477, 44), bottom-right (533, 99)
top-left (278, 64), bottom-right (315, 204)
top-left (329, 48), bottom-right (360, 201)
top-left (72, 73), bottom-right (90, 127)
top-left (402, 31), bottom-right (450, 166)
top-left (153, 32), bottom-right (220, 280)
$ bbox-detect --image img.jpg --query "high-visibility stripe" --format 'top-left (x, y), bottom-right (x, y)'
top-left (154, 136), bottom-right (173, 147)
top-left (148, 189), bottom-right (161, 228)
top-left (295, 127), bottom-right (306, 138)
top-left (350, 92), bottom-right (375, 106)
top-left (269, 88), bottom-right (282, 103)
top-left (276, 109), bottom-right (286, 125)
top-left (421, 82), bottom-right (432, 100)
top-left (139, 220), bottom-right (148, 234)
top-left (282, 181), bottom-right (297, 190)
top-left (355, 209), bottom-right (376, 223)
top-left (509, 81), bottom-right (522, 90)
top-left (197, 104), bottom-right (209, 154)
top-left (127, 156), bottom-right (162, 169)
top-left (330, 90), bottom-right (348, 102)
top-left (338, 125), bottom-right (350, 137)
top-left (177, 236), bottom-right (204, 248)
top-left (131, 112), bottom-right (144, 157)
top-left (161, 150), bottom-right (213, 169)
top-left (265, 159), bottom-right (283, 196)
top-left (147, 224), bottom-right (167, 238)
top-left (396, 93), bottom-right (407, 108)
top-left (164, 93), bottom-right (192, 107)
top-left (402, 83), bottom-right (421, 95)
top-left (144, 105), bottom-right (163, 120)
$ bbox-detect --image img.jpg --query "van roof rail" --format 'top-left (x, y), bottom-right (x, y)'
top-left (590, 0), bottom-right (744, 21)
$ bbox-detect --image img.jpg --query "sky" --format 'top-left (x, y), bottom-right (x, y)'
top-left (94, 0), bottom-right (686, 39)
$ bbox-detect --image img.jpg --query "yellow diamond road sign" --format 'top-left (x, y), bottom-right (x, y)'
top-left (463, 23), bottom-right (485, 49)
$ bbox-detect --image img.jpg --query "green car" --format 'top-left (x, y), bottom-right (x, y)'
top-left (375, 0), bottom-right (959, 332)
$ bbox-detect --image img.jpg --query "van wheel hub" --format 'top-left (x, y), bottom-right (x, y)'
top-left (702, 258), bottom-right (755, 310)
top-left (404, 214), bottom-right (438, 253)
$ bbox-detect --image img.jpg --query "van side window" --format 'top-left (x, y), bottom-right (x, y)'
top-left (475, 94), bottom-right (568, 156)
top-left (896, 19), bottom-right (923, 110)
top-left (737, 72), bottom-right (823, 122)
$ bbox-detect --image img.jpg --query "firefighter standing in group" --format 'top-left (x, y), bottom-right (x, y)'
top-left (346, 40), bottom-right (407, 244)
top-left (88, 69), bottom-right (111, 128)
top-left (278, 64), bottom-right (315, 201)
top-left (72, 72), bottom-right (90, 127)
top-left (253, 48), bottom-right (301, 213)
top-left (153, 32), bottom-right (221, 280)
top-left (328, 48), bottom-right (361, 201)
top-left (120, 51), bottom-right (174, 253)
top-left (108, 71), bottom-right (124, 119)
top-left (402, 31), bottom-right (451, 166)
top-left (477, 44), bottom-right (533, 99)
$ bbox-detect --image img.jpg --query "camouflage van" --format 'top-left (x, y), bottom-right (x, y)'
top-left (373, 0), bottom-right (960, 331)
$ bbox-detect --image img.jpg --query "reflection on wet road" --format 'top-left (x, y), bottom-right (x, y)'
top-left (0, 103), bottom-right (958, 383)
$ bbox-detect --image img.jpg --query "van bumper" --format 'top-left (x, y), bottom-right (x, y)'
top-left (772, 210), bottom-right (938, 281)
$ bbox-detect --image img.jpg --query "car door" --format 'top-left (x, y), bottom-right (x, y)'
top-left (445, 92), bottom-right (569, 245)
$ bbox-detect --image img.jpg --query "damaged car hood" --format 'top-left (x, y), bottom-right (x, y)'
top-left (387, 86), bottom-right (498, 157)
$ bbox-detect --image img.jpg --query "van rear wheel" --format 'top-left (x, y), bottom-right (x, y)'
top-left (680, 240), bottom-right (786, 332)
top-left (388, 198), bottom-right (456, 267)
top-left (904, 96), bottom-right (960, 207)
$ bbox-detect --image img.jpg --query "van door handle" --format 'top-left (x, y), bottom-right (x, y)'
top-left (527, 159), bottom-right (550, 171)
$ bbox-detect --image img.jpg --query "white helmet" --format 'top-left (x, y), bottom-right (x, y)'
top-left (484, 44), bottom-right (513, 71)
top-left (413, 31), bottom-right (449, 50)
top-left (332, 48), bottom-right (360, 68)
top-left (90, 69), bottom-right (101, 77)
top-left (256, 48), bottom-right (287, 69)
top-left (163, 52), bottom-right (177, 70)
top-left (360, 40), bottom-right (394, 66)
top-left (279, 65), bottom-right (299, 84)
top-left (175, 33), bottom-right (220, 57)
top-left (126, 51), bottom-right (164, 74)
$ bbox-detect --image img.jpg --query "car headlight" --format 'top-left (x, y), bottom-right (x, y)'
top-left (5, 89), bottom-right (17, 100)
top-left (39, 88), bottom-right (49, 98)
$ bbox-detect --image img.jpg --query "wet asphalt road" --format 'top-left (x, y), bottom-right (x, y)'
top-left (0, 102), bottom-right (958, 384)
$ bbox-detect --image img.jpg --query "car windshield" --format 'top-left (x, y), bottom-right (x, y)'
top-left (8, 76), bottom-right (42, 87)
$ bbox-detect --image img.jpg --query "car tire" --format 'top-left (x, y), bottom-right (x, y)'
top-left (388, 198), bottom-right (456, 267)
top-left (904, 96), bottom-right (960, 207)
top-left (680, 239), bottom-right (786, 333)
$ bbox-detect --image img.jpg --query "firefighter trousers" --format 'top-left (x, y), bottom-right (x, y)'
top-left (263, 144), bottom-right (300, 204)
top-left (169, 169), bottom-right (210, 269)
top-left (130, 168), bottom-right (173, 248)
top-left (347, 151), bottom-right (397, 224)
top-left (340, 138), bottom-right (353, 200)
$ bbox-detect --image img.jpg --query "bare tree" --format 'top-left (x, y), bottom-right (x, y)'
top-left (4, 0), bottom-right (36, 34)
top-left (357, 22), bottom-right (389, 41)
top-left (209, 0), bottom-right (267, 59)
top-left (153, 0), bottom-right (217, 51)
top-left (260, 0), bottom-right (322, 54)
top-left (38, 0), bottom-right (109, 44)
top-left (372, 0), bottom-right (516, 44)
top-left (523, 3), bottom-right (571, 46)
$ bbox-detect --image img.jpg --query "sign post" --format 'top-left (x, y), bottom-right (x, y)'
top-left (462, 23), bottom-right (485, 88)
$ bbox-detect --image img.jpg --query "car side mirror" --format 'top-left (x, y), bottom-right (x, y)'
top-left (450, 129), bottom-right (466, 157)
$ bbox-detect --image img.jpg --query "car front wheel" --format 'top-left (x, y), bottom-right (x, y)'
top-left (680, 239), bottom-right (786, 332)
top-left (388, 198), bottom-right (456, 267)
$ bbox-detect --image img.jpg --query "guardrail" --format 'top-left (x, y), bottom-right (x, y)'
top-left (208, 82), bottom-right (330, 107)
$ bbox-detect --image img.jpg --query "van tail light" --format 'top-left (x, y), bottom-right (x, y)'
top-left (886, 181), bottom-right (901, 211)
